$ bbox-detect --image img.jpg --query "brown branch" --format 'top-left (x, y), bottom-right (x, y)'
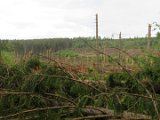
top-left (45, 93), bottom-right (76, 105)
top-left (0, 106), bottom-right (75, 119)
top-left (0, 91), bottom-right (33, 96)
top-left (73, 114), bottom-right (120, 120)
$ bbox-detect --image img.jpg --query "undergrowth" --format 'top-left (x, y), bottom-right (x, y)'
top-left (0, 56), bottom-right (160, 119)
top-left (106, 56), bottom-right (160, 119)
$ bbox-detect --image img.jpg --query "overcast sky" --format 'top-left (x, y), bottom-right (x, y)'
top-left (0, 0), bottom-right (160, 39)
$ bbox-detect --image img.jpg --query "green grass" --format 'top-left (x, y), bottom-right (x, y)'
top-left (56, 49), bottom-right (79, 57)
top-left (2, 51), bottom-right (15, 66)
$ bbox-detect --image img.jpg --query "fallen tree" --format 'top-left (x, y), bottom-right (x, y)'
top-left (0, 57), bottom-right (159, 119)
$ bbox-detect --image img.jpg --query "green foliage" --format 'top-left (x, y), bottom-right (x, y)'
top-left (3, 36), bottom-right (160, 119)
top-left (1, 51), bottom-right (15, 65)
top-left (78, 97), bottom-right (94, 107)
top-left (1, 56), bottom-right (160, 119)
top-left (25, 57), bottom-right (41, 72)
top-left (156, 32), bottom-right (160, 39)
top-left (0, 64), bottom-right (8, 77)
top-left (105, 56), bottom-right (160, 118)
top-left (107, 72), bottom-right (130, 88)
top-left (0, 58), bottom-right (99, 119)
top-left (94, 96), bottom-right (108, 107)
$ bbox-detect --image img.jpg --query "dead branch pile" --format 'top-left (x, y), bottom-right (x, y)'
top-left (0, 57), bottom-right (159, 120)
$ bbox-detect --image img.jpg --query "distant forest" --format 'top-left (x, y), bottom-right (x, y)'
top-left (0, 36), bottom-right (160, 55)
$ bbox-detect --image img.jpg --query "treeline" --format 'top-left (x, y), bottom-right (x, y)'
top-left (1, 37), bottom-right (97, 55)
top-left (11, 38), bottom-right (73, 54)
top-left (0, 36), bottom-right (159, 55)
